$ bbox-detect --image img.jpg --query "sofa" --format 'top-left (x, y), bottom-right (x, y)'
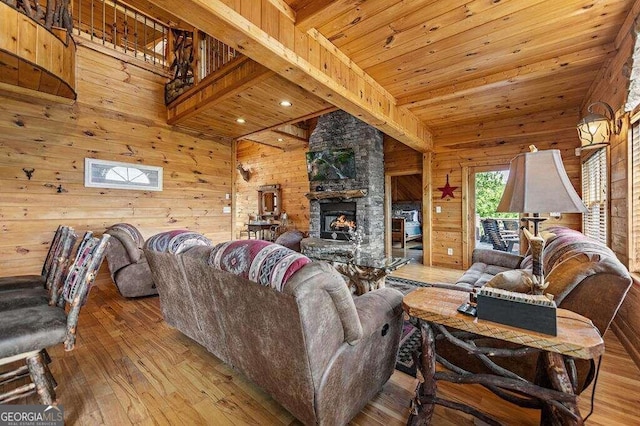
top-left (104, 223), bottom-right (157, 297)
top-left (144, 235), bottom-right (404, 426)
top-left (445, 225), bottom-right (632, 392)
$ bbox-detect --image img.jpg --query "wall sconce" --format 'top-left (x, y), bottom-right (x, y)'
top-left (576, 101), bottom-right (621, 150)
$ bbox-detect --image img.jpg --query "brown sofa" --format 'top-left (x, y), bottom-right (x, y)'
top-left (444, 226), bottom-right (633, 392)
top-left (144, 236), bottom-right (404, 426)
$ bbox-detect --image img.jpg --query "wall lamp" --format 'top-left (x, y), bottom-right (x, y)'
top-left (576, 101), bottom-right (621, 150)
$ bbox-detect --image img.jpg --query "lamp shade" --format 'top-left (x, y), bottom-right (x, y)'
top-left (497, 149), bottom-right (587, 214)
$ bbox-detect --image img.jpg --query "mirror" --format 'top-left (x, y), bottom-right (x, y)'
top-left (258, 184), bottom-right (281, 219)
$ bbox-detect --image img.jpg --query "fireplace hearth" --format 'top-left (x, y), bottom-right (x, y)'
top-left (320, 202), bottom-right (356, 240)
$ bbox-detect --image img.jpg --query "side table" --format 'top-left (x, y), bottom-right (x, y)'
top-left (403, 287), bottom-right (604, 425)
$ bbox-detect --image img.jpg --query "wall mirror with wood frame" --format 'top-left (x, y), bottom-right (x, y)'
top-left (258, 184), bottom-right (281, 219)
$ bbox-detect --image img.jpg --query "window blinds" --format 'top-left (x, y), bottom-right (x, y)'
top-left (632, 124), bottom-right (640, 270)
top-left (582, 149), bottom-right (607, 245)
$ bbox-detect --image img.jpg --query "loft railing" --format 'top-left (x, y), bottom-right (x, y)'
top-left (71, 0), bottom-right (168, 67)
top-left (1, 0), bottom-right (73, 34)
top-left (5, 0), bottom-right (241, 104)
top-left (165, 29), bottom-right (240, 104)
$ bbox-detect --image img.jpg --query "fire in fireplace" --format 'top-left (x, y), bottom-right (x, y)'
top-left (320, 202), bottom-right (356, 240)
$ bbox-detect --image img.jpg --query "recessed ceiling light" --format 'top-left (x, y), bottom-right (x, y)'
top-left (279, 100), bottom-right (292, 107)
top-left (277, 138), bottom-right (284, 142)
top-left (236, 118), bottom-right (246, 124)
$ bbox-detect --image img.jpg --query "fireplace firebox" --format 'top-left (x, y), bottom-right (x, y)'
top-left (320, 202), bottom-right (356, 240)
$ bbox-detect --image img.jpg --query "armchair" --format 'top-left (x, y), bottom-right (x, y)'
top-left (104, 223), bottom-right (157, 297)
top-left (481, 218), bottom-right (519, 252)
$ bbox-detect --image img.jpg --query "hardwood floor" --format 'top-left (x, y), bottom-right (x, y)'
top-left (3, 264), bottom-right (639, 425)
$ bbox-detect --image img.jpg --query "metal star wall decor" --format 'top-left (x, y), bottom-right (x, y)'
top-left (438, 174), bottom-right (458, 199)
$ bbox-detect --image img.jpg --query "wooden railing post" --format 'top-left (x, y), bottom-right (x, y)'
top-left (192, 27), bottom-right (201, 84)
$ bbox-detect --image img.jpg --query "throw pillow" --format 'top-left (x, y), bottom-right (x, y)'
top-left (209, 240), bottom-right (311, 292)
top-left (485, 269), bottom-right (533, 294)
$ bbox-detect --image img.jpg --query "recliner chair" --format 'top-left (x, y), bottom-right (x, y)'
top-left (104, 223), bottom-right (157, 297)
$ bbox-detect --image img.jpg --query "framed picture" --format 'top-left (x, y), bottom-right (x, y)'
top-left (84, 158), bottom-right (163, 191)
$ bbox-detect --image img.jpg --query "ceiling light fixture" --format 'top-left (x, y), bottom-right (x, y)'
top-left (277, 138), bottom-right (284, 142)
top-left (279, 100), bottom-right (292, 107)
top-left (236, 118), bottom-right (246, 124)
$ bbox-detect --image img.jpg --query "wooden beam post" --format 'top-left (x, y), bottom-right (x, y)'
top-left (422, 152), bottom-right (432, 266)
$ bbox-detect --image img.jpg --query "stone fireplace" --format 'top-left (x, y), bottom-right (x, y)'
top-left (320, 202), bottom-right (357, 240)
top-left (306, 110), bottom-right (384, 258)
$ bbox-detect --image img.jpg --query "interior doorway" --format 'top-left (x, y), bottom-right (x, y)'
top-left (388, 173), bottom-right (423, 264)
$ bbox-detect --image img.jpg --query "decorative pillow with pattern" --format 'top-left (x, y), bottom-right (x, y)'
top-left (208, 240), bottom-right (311, 292)
top-left (146, 230), bottom-right (212, 254)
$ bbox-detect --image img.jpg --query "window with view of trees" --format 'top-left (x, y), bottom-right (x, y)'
top-left (475, 171), bottom-right (518, 219)
top-left (581, 149), bottom-right (607, 245)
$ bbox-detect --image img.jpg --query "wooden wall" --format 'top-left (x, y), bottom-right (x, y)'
top-left (432, 137), bottom-right (581, 269)
top-left (391, 175), bottom-right (422, 202)
top-left (384, 135), bottom-right (422, 174)
top-left (584, 24), bottom-right (640, 367)
top-left (235, 141), bottom-right (310, 238)
top-left (0, 45), bottom-right (233, 277)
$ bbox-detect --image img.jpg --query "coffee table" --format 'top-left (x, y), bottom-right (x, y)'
top-left (403, 287), bottom-right (604, 425)
top-left (310, 252), bottom-right (410, 295)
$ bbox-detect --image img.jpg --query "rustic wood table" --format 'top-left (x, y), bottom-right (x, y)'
top-left (402, 287), bottom-right (604, 426)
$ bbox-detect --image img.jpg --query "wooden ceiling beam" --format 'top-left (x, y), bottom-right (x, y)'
top-left (294, 0), bottom-right (355, 32)
top-left (147, 0), bottom-right (432, 152)
top-left (267, 0), bottom-right (296, 23)
top-left (614, 0), bottom-right (640, 49)
top-left (238, 106), bottom-right (337, 140)
top-left (397, 45), bottom-right (615, 108)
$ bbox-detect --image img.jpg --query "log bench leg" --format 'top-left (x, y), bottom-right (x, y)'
top-left (408, 321), bottom-right (436, 426)
top-left (540, 352), bottom-right (582, 426)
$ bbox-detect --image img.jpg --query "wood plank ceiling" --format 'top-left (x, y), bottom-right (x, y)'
top-left (137, 0), bottom-right (636, 150)
top-left (283, 0), bottom-right (634, 148)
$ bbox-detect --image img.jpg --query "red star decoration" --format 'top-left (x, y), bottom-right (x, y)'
top-left (438, 174), bottom-right (458, 199)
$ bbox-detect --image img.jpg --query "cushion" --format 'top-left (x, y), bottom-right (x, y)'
top-left (0, 275), bottom-right (45, 291)
top-left (456, 262), bottom-right (513, 288)
top-left (0, 287), bottom-right (49, 311)
top-left (397, 210), bottom-right (419, 222)
top-left (146, 230), bottom-right (212, 254)
top-left (208, 240), bottom-right (311, 292)
top-left (107, 223), bottom-right (144, 246)
top-left (0, 305), bottom-right (67, 358)
top-left (275, 230), bottom-right (305, 252)
top-left (485, 270), bottom-right (533, 294)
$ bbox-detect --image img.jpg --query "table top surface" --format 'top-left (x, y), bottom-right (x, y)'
top-left (403, 287), bottom-right (604, 360)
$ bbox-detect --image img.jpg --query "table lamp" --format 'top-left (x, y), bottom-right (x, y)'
top-left (496, 146), bottom-right (587, 294)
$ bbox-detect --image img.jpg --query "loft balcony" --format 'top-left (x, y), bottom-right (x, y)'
top-left (0, 1), bottom-right (76, 101)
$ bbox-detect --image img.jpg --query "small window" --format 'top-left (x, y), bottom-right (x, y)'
top-left (581, 149), bottom-right (607, 244)
top-left (85, 159), bottom-right (163, 191)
